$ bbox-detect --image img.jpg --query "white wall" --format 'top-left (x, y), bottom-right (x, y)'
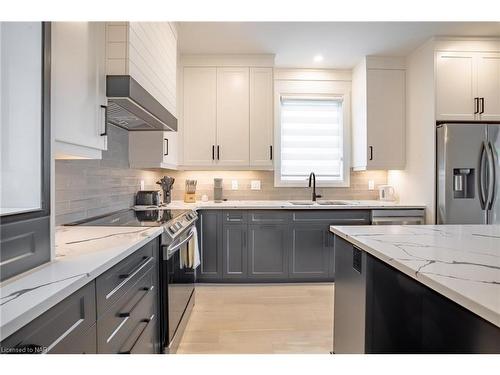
top-left (388, 39), bottom-right (436, 223)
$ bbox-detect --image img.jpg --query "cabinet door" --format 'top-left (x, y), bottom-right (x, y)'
top-left (477, 53), bottom-right (500, 121)
top-left (250, 67), bottom-right (273, 168)
top-left (128, 131), bottom-right (178, 169)
top-left (222, 224), bottom-right (248, 279)
top-left (366, 68), bottom-right (406, 169)
top-left (436, 52), bottom-right (476, 121)
top-left (248, 224), bottom-right (288, 280)
top-left (216, 67), bottom-right (250, 166)
top-left (52, 22), bottom-right (107, 156)
top-left (183, 67), bottom-right (217, 166)
top-left (289, 224), bottom-right (330, 280)
top-left (1, 282), bottom-right (97, 354)
top-left (197, 211), bottom-right (223, 281)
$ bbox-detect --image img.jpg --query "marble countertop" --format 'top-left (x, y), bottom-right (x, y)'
top-left (145, 199), bottom-right (426, 210)
top-left (0, 226), bottom-right (164, 340)
top-left (329, 225), bottom-right (500, 327)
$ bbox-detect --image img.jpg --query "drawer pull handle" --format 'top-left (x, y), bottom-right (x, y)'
top-left (119, 314), bottom-right (156, 354)
top-left (107, 257), bottom-right (154, 300)
top-left (42, 318), bottom-right (84, 353)
top-left (107, 316), bottom-right (129, 343)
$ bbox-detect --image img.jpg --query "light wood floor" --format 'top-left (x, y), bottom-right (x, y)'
top-left (176, 283), bottom-right (334, 354)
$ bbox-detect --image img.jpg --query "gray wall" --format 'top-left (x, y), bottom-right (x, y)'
top-left (55, 125), bottom-right (158, 225)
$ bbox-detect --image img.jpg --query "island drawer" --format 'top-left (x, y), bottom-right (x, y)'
top-left (96, 240), bottom-right (156, 317)
top-left (0, 281), bottom-right (96, 354)
top-left (97, 266), bottom-right (157, 353)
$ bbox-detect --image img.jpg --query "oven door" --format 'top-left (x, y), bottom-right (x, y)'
top-left (163, 227), bottom-right (196, 349)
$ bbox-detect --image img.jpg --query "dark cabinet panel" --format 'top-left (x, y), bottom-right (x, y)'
top-left (248, 224), bottom-right (288, 279)
top-left (292, 210), bottom-right (371, 224)
top-left (249, 210), bottom-right (291, 224)
top-left (97, 267), bottom-right (157, 354)
top-left (223, 210), bottom-right (248, 224)
top-left (197, 210), bottom-right (223, 281)
top-left (0, 281), bottom-right (97, 354)
top-left (96, 239), bottom-right (156, 317)
top-left (222, 224), bottom-right (247, 279)
top-left (289, 224), bottom-right (330, 279)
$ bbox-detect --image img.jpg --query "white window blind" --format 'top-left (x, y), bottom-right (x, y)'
top-left (280, 97), bottom-right (344, 182)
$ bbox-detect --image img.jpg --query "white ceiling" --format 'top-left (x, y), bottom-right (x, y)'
top-left (178, 22), bottom-right (500, 69)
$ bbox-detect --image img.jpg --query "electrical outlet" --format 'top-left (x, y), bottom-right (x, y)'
top-left (368, 180), bottom-right (375, 190)
top-left (140, 180), bottom-right (145, 190)
top-left (231, 180), bottom-right (239, 190)
top-left (251, 180), bottom-right (261, 190)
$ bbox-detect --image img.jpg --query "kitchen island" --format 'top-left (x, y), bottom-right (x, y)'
top-left (329, 224), bottom-right (500, 354)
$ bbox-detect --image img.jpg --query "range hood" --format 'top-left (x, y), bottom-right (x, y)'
top-left (106, 75), bottom-right (177, 131)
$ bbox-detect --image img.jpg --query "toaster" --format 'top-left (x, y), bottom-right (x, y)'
top-left (135, 190), bottom-right (161, 206)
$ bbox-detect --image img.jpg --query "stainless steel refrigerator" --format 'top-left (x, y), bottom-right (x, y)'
top-left (437, 123), bottom-right (499, 224)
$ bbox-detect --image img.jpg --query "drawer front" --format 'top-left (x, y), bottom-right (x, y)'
top-left (96, 240), bottom-right (156, 317)
top-left (292, 210), bottom-right (371, 224)
top-left (0, 281), bottom-right (96, 354)
top-left (249, 210), bottom-right (291, 224)
top-left (223, 210), bottom-right (248, 223)
top-left (97, 267), bottom-right (157, 354)
top-left (124, 313), bottom-right (157, 354)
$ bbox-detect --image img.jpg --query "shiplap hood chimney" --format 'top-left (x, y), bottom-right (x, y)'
top-left (106, 75), bottom-right (177, 131)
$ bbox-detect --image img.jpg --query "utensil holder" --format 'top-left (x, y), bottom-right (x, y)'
top-left (163, 190), bottom-right (172, 204)
top-left (184, 192), bottom-right (196, 203)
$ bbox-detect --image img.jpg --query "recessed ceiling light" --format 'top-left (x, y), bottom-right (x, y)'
top-left (313, 54), bottom-right (324, 62)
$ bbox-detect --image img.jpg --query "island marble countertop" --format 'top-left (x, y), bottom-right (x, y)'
top-left (329, 224), bottom-right (500, 328)
top-left (0, 226), bottom-right (164, 340)
top-left (140, 199), bottom-right (426, 210)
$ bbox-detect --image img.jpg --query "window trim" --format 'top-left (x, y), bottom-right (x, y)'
top-left (273, 79), bottom-right (351, 188)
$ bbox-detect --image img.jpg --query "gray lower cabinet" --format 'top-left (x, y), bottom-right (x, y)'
top-left (197, 210), bottom-right (223, 281)
top-left (1, 237), bottom-right (160, 355)
top-left (222, 223), bottom-right (248, 279)
top-left (248, 224), bottom-right (288, 280)
top-left (197, 209), bottom-right (370, 283)
top-left (289, 224), bottom-right (331, 280)
top-left (0, 282), bottom-right (97, 354)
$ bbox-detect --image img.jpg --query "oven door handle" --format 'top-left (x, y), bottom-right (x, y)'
top-left (165, 229), bottom-right (195, 257)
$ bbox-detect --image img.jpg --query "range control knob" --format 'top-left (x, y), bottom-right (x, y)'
top-left (168, 225), bottom-right (176, 234)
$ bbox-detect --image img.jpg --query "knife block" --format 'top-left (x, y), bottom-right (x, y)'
top-left (184, 192), bottom-right (196, 203)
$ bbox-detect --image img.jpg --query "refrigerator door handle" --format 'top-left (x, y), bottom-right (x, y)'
top-left (486, 141), bottom-right (496, 210)
top-left (478, 141), bottom-right (487, 210)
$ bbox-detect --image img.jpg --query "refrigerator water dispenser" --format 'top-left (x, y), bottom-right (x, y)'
top-left (453, 168), bottom-right (475, 199)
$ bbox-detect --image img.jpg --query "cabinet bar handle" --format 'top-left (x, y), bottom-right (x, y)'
top-left (100, 105), bottom-right (108, 136)
top-left (369, 146), bottom-right (373, 161)
top-left (474, 97), bottom-right (479, 114)
top-left (270, 145), bottom-right (273, 160)
top-left (42, 318), bottom-right (84, 353)
top-left (217, 145), bottom-right (220, 160)
top-left (107, 257), bottom-right (153, 300)
top-left (480, 97), bottom-right (485, 114)
top-left (212, 145), bottom-right (215, 160)
top-left (163, 138), bottom-right (168, 156)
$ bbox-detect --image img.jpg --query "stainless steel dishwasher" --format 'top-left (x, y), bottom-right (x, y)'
top-left (371, 209), bottom-right (425, 225)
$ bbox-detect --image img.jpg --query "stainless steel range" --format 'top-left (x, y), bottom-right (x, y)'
top-left (67, 207), bottom-right (198, 354)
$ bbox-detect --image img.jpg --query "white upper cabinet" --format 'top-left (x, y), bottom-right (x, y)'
top-left (436, 51), bottom-right (500, 122)
top-left (182, 67), bottom-right (217, 167)
top-left (352, 57), bottom-right (406, 171)
top-left (129, 131), bottom-right (178, 170)
top-left (476, 53), bottom-right (500, 121)
top-left (216, 67), bottom-right (250, 166)
top-left (52, 22), bottom-right (107, 159)
top-left (180, 56), bottom-right (274, 169)
top-left (250, 68), bottom-right (274, 169)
